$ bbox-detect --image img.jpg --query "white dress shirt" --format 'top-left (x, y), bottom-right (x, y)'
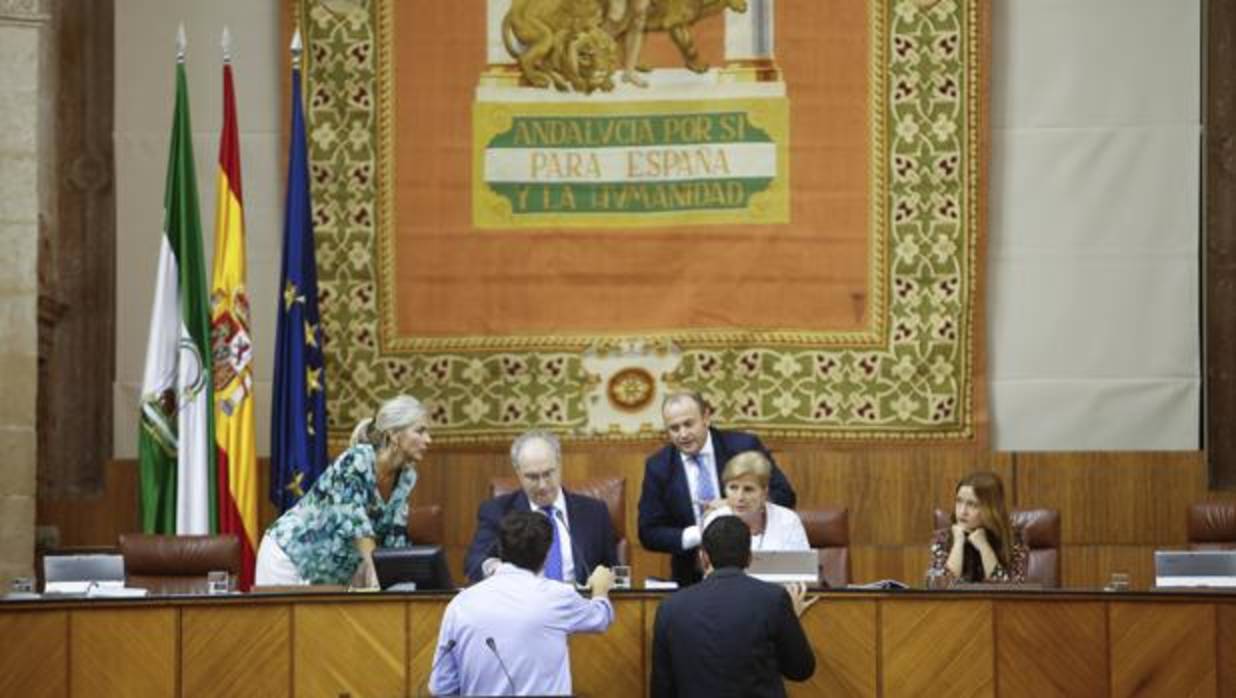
top-left (702, 502), bottom-right (810, 551)
top-left (428, 563), bottom-right (614, 696)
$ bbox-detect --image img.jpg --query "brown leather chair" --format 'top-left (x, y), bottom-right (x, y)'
top-left (408, 504), bottom-right (444, 546)
top-left (118, 533), bottom-right (241, 594)
top-left (932, 508), bottom-right (1061, 588)
top-left (491, 476), bottom-right (628, 565)
top-left (798, 507), bottom-right (850, 588)
top-left (1187, 501), bottom-right (1236, 550)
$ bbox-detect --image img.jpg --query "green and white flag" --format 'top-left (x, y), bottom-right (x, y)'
top-left (138, 38), bottom-right (217, 535)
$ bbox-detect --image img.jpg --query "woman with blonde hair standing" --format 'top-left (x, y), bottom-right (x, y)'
top-left (255, 394), bottom-right (432, 588)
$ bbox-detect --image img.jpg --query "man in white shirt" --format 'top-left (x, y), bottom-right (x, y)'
top-left (638, 391), bottom-right (798, 585)
top-left (464, 430), bottom-right (618, 584)
top-left (430, 511), bottom-right (615, 696)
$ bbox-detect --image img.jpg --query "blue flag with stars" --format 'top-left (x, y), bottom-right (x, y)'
top-left (270, 60), bottom-right (328, 513)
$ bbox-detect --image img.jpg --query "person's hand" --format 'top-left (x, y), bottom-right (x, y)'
top-left (481, 557), bottom-right (501, 578)
top-left (588, 565), bottom-right (615, 596)
top-left (786, 582), bottom-right (819, 618)
top-left (951, 523), bottom-right (968, 543)
top-left (701, 498), bottom-right (727, 514)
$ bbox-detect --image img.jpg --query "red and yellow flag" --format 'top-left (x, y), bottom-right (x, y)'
top-left (210, 56), bottom-right (258, 590)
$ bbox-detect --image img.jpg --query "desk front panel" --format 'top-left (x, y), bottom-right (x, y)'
top-left (1, 591), bottom-right (1234, 697)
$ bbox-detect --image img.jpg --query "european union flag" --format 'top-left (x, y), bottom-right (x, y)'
top-left (271, 43), bottom-right (328, 513)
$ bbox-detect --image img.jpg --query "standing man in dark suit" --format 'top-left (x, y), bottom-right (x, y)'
top-left (638, 391), bottom-right (797, 585)
top-left (464, 430), bottom-right (618, 585)
top-left (650, 515), bottom-right (818, 698)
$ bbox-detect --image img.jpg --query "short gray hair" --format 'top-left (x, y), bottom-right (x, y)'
top-left (509, 430), bottom-right (562, 470)
top-left (350, 394), bottom-right (427, 448)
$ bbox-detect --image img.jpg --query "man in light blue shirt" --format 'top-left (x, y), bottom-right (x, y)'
top-left (429, 510), bottom-right (615, 696)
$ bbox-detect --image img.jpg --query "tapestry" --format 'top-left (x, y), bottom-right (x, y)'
top-left (290, 0), bottom-right (988, 444)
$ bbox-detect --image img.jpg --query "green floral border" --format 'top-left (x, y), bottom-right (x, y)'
top-left (296, 0), bottom-right (983, 444)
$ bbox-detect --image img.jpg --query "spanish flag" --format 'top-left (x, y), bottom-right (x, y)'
top-left (209, 43), bottom-right (258, 590)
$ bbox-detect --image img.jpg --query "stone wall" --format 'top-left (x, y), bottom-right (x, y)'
top-left (0, 0), bottom-right (47, 587)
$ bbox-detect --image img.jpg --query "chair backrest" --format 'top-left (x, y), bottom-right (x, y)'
top-left (1188, 502), bottom-right (1236, 550)
top-left (932, 507), bottom-right (1061, 588)
top-left (798, 506), bottom-right (850, 588)
top-left (408, 504), bottom-right (444, 546)
top-left (118, 533), bottom-right (241, 594)
top-left (491, 476), bottom-right (628, 565)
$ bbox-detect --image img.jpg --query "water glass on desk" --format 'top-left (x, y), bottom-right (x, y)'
top-left (1104, 571), bottom-right (1130, 592)
top-left (8, 576), bottom-right (36, 596)
top-left (207, 570), bottom-right (231, 595)
top-left (924, 568), bottom-right (951, 590)
top-left (611, 565), bottom-right (631, 590)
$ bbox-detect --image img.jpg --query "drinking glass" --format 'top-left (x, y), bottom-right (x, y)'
top-left (924, 568), bottom-right (951, 590)
top-left (207, 570), bottom-right (231, 595)
top-left (612, 565), bottom-right (632, 590)
top-left (1104, 571), bottom-right (1130, 592)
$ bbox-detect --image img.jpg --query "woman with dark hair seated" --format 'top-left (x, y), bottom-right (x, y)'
top-left (928, 471), bottom-right (1027, 584)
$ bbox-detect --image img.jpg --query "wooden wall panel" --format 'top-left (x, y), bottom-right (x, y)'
top-left (570, 596), bottom-right (645, 698)
top-left (39, 449), bottom-right (1236, 589)
top-left (293, 601), bottom-right (406, 697)
top-left (1219, 604), bottom-right (1236, 698)
top-left (1062, 546), bottom-right (1161, 592)
top-left (408, 598), bottom-right (448, 696)
top-left (181, 605), bottom-right (290, 698)
top-left (0, 610), bottom-right (67, 698)
top-left (1014, 452), bottom-right (1208, 545)
top-left (995, 601), bottom-right (1107, 697)
top-left (1110, 602), bottom-right (1216, 697)
top-left (69, 608), bottom-right (175, 698)
top-left (881, 600), bottom-right (994, 698)
top-left (792, 599), bottom-right (876, 697)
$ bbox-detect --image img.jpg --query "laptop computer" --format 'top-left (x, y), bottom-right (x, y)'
top-left (43, 554), bottom-right (125, 595)
top-left (747, 550), bottom-right (820, 585)
top-left (1154, 550), bottom-right (1236, 588)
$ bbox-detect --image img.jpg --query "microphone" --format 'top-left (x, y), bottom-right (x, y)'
top-left (417, 639), bottom-right (456, 698)
top-left (485, 637), bottom-right (517, 695)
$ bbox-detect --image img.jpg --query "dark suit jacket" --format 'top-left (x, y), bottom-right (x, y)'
top-left (638, 428), bottom-right (796, 585)
top-left (650, 567), bottom-right (815, 698)
top-left (463, 489), bottom-right (618, 585)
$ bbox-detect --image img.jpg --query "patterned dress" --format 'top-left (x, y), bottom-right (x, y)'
top-left (928, 527), bottom-right (1028, 584)
top-left (268, 444), bottom-right (417, 584)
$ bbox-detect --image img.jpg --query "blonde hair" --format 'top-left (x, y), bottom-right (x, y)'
top-left (953, 471), bottom-right (1015, 568)
top-left (349, 394), bottom-right (426, 449)
top-left (721, 450), bottom-right (771, 489)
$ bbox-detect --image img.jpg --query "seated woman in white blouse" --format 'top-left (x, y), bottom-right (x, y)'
top-left (703, 451), bottom-right (809, 551)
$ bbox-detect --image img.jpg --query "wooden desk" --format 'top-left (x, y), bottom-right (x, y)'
top-left (2, 589), bottom-right (1233, 697)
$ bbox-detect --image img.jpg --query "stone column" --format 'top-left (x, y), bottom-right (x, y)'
top-left (722, 0), bottom-right (780, 82)
top-left (479, 0), bottom-right (521, 88)
top-left (0, 0), bottom-right (48, 588)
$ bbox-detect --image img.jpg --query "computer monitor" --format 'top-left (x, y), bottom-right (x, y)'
top-left (1154, 550), bottom-right (1236, 588)
top-left (372, 545), bottom-right (456, 591)
top-left (747, 550), bottom-right (820, 585)
top-left (43, 554), bottom-right (125, 594)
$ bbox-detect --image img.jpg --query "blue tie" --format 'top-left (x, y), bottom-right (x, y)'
top-left (693, 453), bottom-right (716, 507)
top-left (541, 505), bottom-right (564, 581)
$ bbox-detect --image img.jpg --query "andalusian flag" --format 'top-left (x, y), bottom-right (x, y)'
top-left (271, 29), bottom-right (329, 512)
top-left (138, 30), bottom-right (217, 535)
top-left (210, 36), bottom-right (258, 589)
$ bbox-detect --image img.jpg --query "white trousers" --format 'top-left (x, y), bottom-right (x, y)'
top-left (254, 533), bottom-right (309, 586)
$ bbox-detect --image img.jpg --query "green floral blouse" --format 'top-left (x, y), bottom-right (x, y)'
top-left (268, 444), bottom-right (416, 584)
